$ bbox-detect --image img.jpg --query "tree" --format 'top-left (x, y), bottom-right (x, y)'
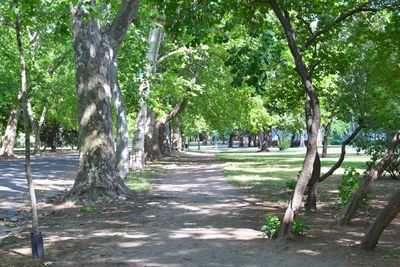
top-left (67, 0), bottom-right (140, 201)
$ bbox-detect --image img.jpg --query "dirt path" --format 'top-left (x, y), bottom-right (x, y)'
top-left (1, 152), bottom-right (347, 266)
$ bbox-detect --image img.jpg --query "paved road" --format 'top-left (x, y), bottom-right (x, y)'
top-left (0, 153), bottom-right (78, 220)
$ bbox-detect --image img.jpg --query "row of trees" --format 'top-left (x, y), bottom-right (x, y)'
top-left (1, 0), bottom-right (399, 250)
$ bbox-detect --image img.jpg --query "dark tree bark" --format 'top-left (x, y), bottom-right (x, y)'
top-left (321, 117), bottom-right (333, 158)
top-left (198, 133), bottom-right (201, 150)
top-left (305, 152), bottom-right (320, 211)
top-left (228, 133), bottom-right (234, 148)
top-left (67, 1), bottom-right (140, 201)
top-left (259, 131), bottom-right (270, 152)
top-left (269, 0), bottom-right (321, 237)
top-left (248, 134), bottom-right (253, 147)
top-left (239, 134), bottom-right (244, 147)
top-left (0, 107), bottom-right (20, 158)
top-left (319, 124), bottom-right (364, 182)
top-left (338, 131), bottom-right (400, 225)
top-left (360, 190), bottom-right (400, 250)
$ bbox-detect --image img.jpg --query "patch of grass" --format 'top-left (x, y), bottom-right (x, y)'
top-left (218, 147), bottom-right (370, 202)
top-left (125, 169), bottom-right (156, 192)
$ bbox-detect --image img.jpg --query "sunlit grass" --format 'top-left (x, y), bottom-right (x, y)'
top-left (217, 146), bottom-right (371, 202)
top-left (125, 170), bottom-right (156, 192)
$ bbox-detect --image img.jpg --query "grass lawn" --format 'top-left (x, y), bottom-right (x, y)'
top-left (217, 146), bottom-right (370, 204)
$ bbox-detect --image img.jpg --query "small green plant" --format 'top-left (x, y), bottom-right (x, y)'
top-left (337, 167), bottom-right (371, 209)
top-left (261, 215), bottom-right (281, 239)
top-left (261, 215), bottom-right (311, 239)
top-left (277, 139), bottom-right (291, 151)
top-left (79, 207), bottom-right (100, 213)
top-left (292, 217), bottom-right (311, 235)
top-left (286, 179), bottom-right (297, 190)
top-left (337, 167), bottom-right (361, 208)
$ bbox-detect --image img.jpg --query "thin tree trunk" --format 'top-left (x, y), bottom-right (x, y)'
top-left (0, 107), bottom-right (20, 158)
top-left (360, 190), bottom-right (400, 250)
top-left (198, 133), bottom-right (201, 150)
top-left (299, 131), bottom-right (305, 148)
top-left (131, 25), bottom-right (163, 170)
top-left (338, 131), bottom-right (400, 225)
top-left (270, 0), bottom-right (321, 237)
top-left (16, 13), bottom-right (39, 235)
top-left (319, 124), bottom-right (364, 182)
top-left (321, 117), bottom-right (333, 158)
top-left (305, 97), bottom-right (320, 211)
top-left (28, 105), bottom-right (47, 156)
top-left (172, 118), bottom-right (182, 151)
top-left (111, 57), bottom-right (129, 179)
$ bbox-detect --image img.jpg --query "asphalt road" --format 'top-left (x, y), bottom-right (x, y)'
top-left (0, 153), bottom-right (79, 220)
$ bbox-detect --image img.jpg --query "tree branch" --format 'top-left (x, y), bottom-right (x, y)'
top-left (166, 98), bottom-right (189, 122)
top-left (157, 47), bottom-right (188, 65)
top-left (106, 0), bottom-right (141, 48)
top-left (301, 0), bottom-right (375, 50)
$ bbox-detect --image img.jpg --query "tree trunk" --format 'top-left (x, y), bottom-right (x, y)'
top-left (172, 119), bottom-right (182, 151)
top-left (319, 124), bottom-right (364, 182)
top-left (228, 133), bottom-right (234, 148)
top-left (111, 57), bottom-right (129, 179)
top-left (299, 131), bottom-right (305, 148)
top-left (239, 134), bottom-right (244, 147)
top-left (338, 131), bottom-right (400, 225)
top-left (0, 107), bottom-right (20, 158)
top-left (321, 118), bottom-right (333, 158)
top-left (16, 15), bottom-right (41, 253)
top-left (304, 97), bottom-right (319, 212)
top-left (360, 190), bottom-right (400, 250)
top-left (198, 133), bottom-right (201, 150)
top-left (27, 104), bottom-right (47, 157)
top-left (131, 25), bottom-right (163, 170)
top-left (259, 131), bottom-right (270, 152)
top-left (67, 2), bottom-right (139, 201)
top-left (248, 134), bottom-right (253, 147)
top-left (270, 0), bottom-right (321, 237)
top-left (305, 152), bottom-right (320, 211)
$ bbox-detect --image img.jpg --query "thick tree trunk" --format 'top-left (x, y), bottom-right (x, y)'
top-left (131, 25), bottom-right (163, 170)
top-left (172, 119), bottom-right (182, 151)
top-left (360, 190), bottom-right (400, 250)
top-left (228, 133), bottom-right (234, 148)
top-left (319, 124), bottom-right (364, 182)
top-left (253, 135), bottom-right (258, 147)
top-left (259, 131), bottom-right (270, 152)
top-left (143, 110), bottom-right (163, 161)
top-left (321, 118), bottom-right (333, 158)
top-left (270, 0), bottom-right (321, 237)
top-left (111, 57), bottom-right (129, 179)
top-left (0, 107), bottom-right (20, 158)
top-left (248, 134), bottom-right (253, 147)
top-left (67, 2), bottom-right (138, 201)
top-left (338, 131), bottom-right (400, 225)
top-left (239, 134), bottom-right (244, 147)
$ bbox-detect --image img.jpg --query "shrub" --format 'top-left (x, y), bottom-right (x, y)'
top-left (261, 215), bottom-right (311, 239)
top-left (286, 179), bottom-right (297, 190)
top-left (337, 167), bottom-right (371, 209)
top-left (277, 139), bottom-right (291, 151)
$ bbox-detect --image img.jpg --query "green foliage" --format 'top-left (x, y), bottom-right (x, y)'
top-left (337, 167), bottom-right (370, 209)
top-left (261, 215), bottom-right (311, 239)
top-left (286, 179), bottom-right (297, 190)
top-left (277, 138), bottom-right (290, 151)
top-left (79, 207), bottom-right (100, 213)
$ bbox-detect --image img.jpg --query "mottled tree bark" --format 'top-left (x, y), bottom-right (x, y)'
top-left (111, 57), bottom-right (129, 179)
top-left (338, 131), bottom-right (400, 225)
top-left (0, 107), bottom-right (20, 158)
top-left (67, 1), bottom-right (140, 201)
top-left (131, 24), bottom-right (163, 170)
top-left (360, 190), bottom-right (400, 250)
top-left (259, 131), bottom-right (270, 152)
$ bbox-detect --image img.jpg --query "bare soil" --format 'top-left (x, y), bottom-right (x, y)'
top-left (0, 152), bottom-right (399, 266)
